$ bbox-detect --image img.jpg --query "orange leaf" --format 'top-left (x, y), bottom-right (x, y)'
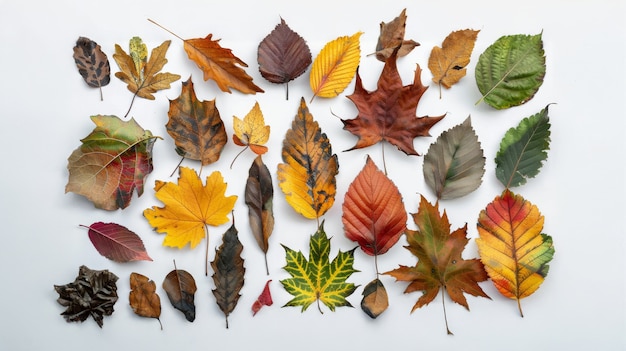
top-left (129, 272), bottom-right (162, 329)
top-left (233, 101), bottom-right (270, 155)
top-left (428, 29), bottom-right (480, 96)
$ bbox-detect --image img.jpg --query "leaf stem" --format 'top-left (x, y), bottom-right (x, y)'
top-left (99, 86), bottom-right (104, 102)
top-left (157, 317), bottom-right (163, 330)
top-left (264, 253), bottom-right (269, 276)
top-left (381, 142), bottom-right (388, 176)
top-left (205, 224), bottom-right (210, 276)
top-left (124, 92), bottom-right (138, 118)
top-left (147, 19), bottom-right (185, 42)
top-left (517, 298), bottom-right (524, 318)
top-left (230, 146), bottom-right (249, 169)
top-left (441, 287), bottom-right (453, 335)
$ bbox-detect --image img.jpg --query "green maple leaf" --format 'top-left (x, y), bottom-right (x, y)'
top-left (280, 221), bottom-right (358, 313)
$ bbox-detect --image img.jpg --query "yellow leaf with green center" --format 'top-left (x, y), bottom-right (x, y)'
top-left (129, 37), bottom-right (147, 81)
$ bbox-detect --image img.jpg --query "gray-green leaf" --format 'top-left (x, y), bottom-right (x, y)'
top-left (495, 105), bottom-right (551, 188)
top-left (423, 117), bottom-right (485, 200)
top-left (475, 33), bottom-right (546, 109)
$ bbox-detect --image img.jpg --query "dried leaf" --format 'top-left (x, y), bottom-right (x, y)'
top-left (54, 265), bottom-right (119, 328)
top-left (245, 156), bottom-right (274, 274)
top-left (166, 77), bottom-right (227, 166)
top-left (281, 221), bottom-right (358, 313)
top-left (129, 272), bottom-right (162, 329)
top-left (184, 34), bottom-right (264, 94)
top-left (277, 98), bottom-right (338, 220)
top-left (310, 32), bottom-right (362, 100)
top-left (65, 115), bottom-right (157, 210)
top-left (361, 278), bottom-right (388, 319)
top-left (476, 190), bottom-right (555, 317)
top-left (342, 50), bottom-right (445, 156)
top-left (162, 267), bottom-right (197, 322)
top-left (73, 36), bottom-right (110, 100)
top-left (385, 195), bottom-right (489, 334)
top-left (211, 223), bottom-right (245, 329)
top-left (258, 18), bottom-right (312, 99)
top-left (252, 280), bottom-right (273, 316)
top-left (373, 8), bottom-right (419, 61)
top-left (423, 117), bottom-right (485, 200)
top-left (428, 29), bottom-right (479, 97)
top-left (233, 101), bottom-right (270, 156)
top-left (81, 222), bottom-right (152, 262)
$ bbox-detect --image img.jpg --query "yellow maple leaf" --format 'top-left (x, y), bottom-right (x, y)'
top-left (310, 32), bottom-right (362, 101)
top-left (233, 101), bottom-right (270, 155)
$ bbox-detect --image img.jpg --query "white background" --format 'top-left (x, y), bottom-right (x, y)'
top-left (1, 0), bottom-right (624, 350)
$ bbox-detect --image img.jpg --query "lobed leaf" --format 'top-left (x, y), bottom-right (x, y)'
top-left (233, 101), bottom-right (270, 155)
top-left (83, 222), bottom-right (152, 262)
top-left (310, 32), bottom-right (362, 100)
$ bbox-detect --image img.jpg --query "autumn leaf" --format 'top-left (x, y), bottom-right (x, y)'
top-left (277, 98), bottom-right (338, 222)
top-left (129, 272), bottom-right (162, 329)
top-left (252, 280), bottom-right (273, 316)
top-left (428, 29), bottom-right (479, 98)
top-left (66, 115), bottom-right (158, 210)
top-left (476, 190), bottom-right (554, 317)
top-left (373, 8), bottom-right (419, 61)
top-left (342, 50), bottom-right (445, 162)
top-left (496, 106), bottom-right (551, 188)
top-left (385, 195), bottom-right (489, 335)
top-left (166, 77), bottom-right (227, 167)
top-left (73, 36), bottom-right (110, 101)
top-left (231, 101), bottom-right (270, 167)
top-left (310, 32), bottom-right (362, 101)
top-left (143, 166), bottom-right (237, 275)
top-left (162, 265), bottom-right (197, 322)
top-left (80, 222), bottom-right (152, 262)
top-left (423, 117), bottom-right (485, 200)
top-left (211, 223), bottom-right (245, 329)
top-left (361, 278), bottom-right (389, 319)
top-left (475, 32), bottom-right (546, 109)
top-left (54, 265), bottom-right (119, 328)
top-left (113, 37), bottom-right (181, 116)
top-left (281, 221), bottom-right (358, 313)
top-left (258, 18), bottom-right (312, 99)
top-left (245, 156), bottom-right (274, 274)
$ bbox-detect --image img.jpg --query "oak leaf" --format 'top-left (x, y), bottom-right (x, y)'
top-left (428, 29), bottom-right (479, 97)
top-left (281, 221), bottom-right (358, 313)
top-left (373, 8), bottom-right (419, 61)
top-left (166, 77), bottom-right (227, 166)
top-left (385, 195), bottom-right (489, 334)
top-left (277, 98), bottom-right (338, 221)
top-left (73, 36), bottom-right (110, 100)
top-left (232, 101), bottom-right (270, 157)
top-left (245, 156), bottom-right (274, 274)
top-left (252, 280), bottom-right (273, 316)
top-left (163, 265), bottom-right (197, 322)
top-left (211, 223), bottom-right (245, 329)
top-left (476, 190), bottom-right (554, 317)
top-left (65, 115), bottom-right (158, 210)
top-left (129, 272), bottom-right (162, 329)
top-left (310, 32), bottom-right (362, 101)
top-left (342, 50), bottom-right (445, 157)
top-left (81, 222), bottom-right (152, 262)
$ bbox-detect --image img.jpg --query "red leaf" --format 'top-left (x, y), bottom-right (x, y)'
top-left (82, 222), bottom-right (152, 262)
top-left (252, 280), bottom-right (273, 316)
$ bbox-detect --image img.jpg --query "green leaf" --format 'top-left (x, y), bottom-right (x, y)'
top-left (495, 105), bottom-right (551, 188)
top-left (280, 221), bottom-right (358, 313)
top-left (475, 33), bottom-right (545, 109)
top-left (423, 117), bottom-right (485, 200)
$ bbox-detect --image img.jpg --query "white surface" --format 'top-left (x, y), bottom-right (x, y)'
top-left (0, 0), bottom-right (624, 350)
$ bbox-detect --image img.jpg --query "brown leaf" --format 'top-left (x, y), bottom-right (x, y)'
top-left (73, 37), bottom-right (110, 100)
top-left (211, 223), bottom-right (245, 329)
top-left (129, 272), bottom-right (162, 329)
top-left (162, 266), bottom-right (197, 322)
top-left (373, 9), bottom-right (419, 61)
top-left (428, 29), bottom-right (480, 96)
top-left (361, 278), bottom-right (389, 319)
top-left (245, 156), bottom-right (274, 274)
top-left (166, 77), bottom-right (227, 166)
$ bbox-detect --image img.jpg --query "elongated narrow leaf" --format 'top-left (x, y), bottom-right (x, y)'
top-left (73, 37), bottom-right (110, 100)
top-left (277, 98), bottom-right (338, 220)
top-left (475, 33), bottom-right (546, 109)
top-left (496, 106), bottom-right (551, 188)
top-left (476, 190), bottom-right (555, 317)
top-left (423, 117), bottom-right (485, 200)
top-left (211, 223), bottom-right (245, 328)
top-left (82, 222), bottom-right (152, 262)
top-left (245, 156), bottom-right (274, 274)
top-left (163, 268), bottom-right (197, 322)
top-left (310, 32), bottom-right (362, 100)
top-left (342, 155), bottom-right (406, 256)
top-left (129, 272), bottom-right (162, 329)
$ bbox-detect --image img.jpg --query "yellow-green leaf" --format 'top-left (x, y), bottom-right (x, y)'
top-left (310, 32), bottom-right (362, 101)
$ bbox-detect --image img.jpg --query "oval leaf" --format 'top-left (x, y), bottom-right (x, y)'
top-left (423, 116), bottom-right (485, 200)
top-left (475, 32), bottom-right (546, 109)
top-left (361, 278), bottom-right (389, 319)
top-left (163, 267), bottom-right (197, 322)
top-left (129, 272), bottom-right (162, 329)
top-left (211, 223), bottom-right (245, 329)
top-left (310, 32), bottom-right (362, 100)
top-left (245, 156), bottom-right (274, 274)
top-left (83, 222), bottom-right (152, 262)
top-left (428, 29), bottom-right (479, 95)
top-left (73, 36), bottom-right (110, 100)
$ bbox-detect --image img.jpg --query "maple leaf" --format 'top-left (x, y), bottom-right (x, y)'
top-left (385, 195), bottom-right (489, 335)
top-left (73, 36), bottom-right (110, 101)
top-left (81, 222), bottom-right (152, 262)
top-left (231, 101), bottom-right (270, 167)
top-left (310, 32), bottom-right (362, 101)
top-left (65, 115), bottom-right (158, 210)
top-left (245, 156), bottom-right (274, 274)
top-left (281, 221), bottom-right (358, 313)
top-left (373, 8), bottom-right (419, 61)
top-left (129, 272), bottom-right (162, 329)
top-left (428, 29), bottom-right (479, 98)
top-left (113, 37), bottom-right (181, 116)
top-left (211, 223), bottom-right (245, 329)
top-left (342, 50), bottom-right (445, 160)
top-left (143, 166), bottom-right (237, 275)
top-left (476, 190), bottom-right (554, 317)
top-left (166, 77), bottom-right (227, 167)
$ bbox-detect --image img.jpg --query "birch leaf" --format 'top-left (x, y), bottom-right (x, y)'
top-left (310, 32), bottom-right (362, 100)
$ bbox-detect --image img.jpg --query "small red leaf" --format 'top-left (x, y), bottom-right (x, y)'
top-left (252, 280), bottom-right (273, 316)
top-left (82, 222), bottom-right (152, 262)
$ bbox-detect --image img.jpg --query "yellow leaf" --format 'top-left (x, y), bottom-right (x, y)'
top-left (233, 101), bottom-right (270, 155)
top-left (277, 98), bottom-right (338, 220)
top-left (143, 167), bottom-right (237, 249)
top-left (310, 32), bottom-right (362, 101)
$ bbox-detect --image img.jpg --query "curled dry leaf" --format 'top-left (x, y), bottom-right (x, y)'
top-left (310, 32), bottom-right (362, 101)
top-left (428, 29), bottom-right (479, 97)
top-left (73, 36), bottom-right (110, 101)
top-left (163, 266), bottom-right (197, 322)
top-left (81, 222), bottom-right (152, 262)
top-left (129, 272), bottom-right (162, 329)
top-left (211, 223), bottom-right (245, 329)
top-left (252, 280), bottom-right (273, 316)
top-left (245, 156), bottom-right (274, 274)
top-left (373, 8), bottom-right (419, 61)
